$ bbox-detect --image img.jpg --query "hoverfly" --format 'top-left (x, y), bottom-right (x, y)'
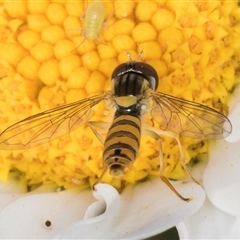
top-left (0, 61), bottom-right (232, 201)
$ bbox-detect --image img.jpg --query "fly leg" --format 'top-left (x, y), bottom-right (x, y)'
top-left (143, 126), bottom-right (194, 202)
top-left (143, 125), bottom-right (199, 184)
top-left (88, 121), bottom-right (110, 145)
top-left (88, 121), bottom-right (110, 190)
top-left (173, 136), bottom-right (199, 185)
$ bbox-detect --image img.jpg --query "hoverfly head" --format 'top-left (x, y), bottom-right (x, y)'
top-left (111, 61), bottom-right (159, 91)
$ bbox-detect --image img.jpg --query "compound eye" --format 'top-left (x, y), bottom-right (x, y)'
top-left (111, 63), bottom-right (127, 79)
top-left (111, 61), bottom-right (159, 90)
top-left (134, 62), bottom-right (159, 90)
top-left (135, 63), bottom-right (158, 81)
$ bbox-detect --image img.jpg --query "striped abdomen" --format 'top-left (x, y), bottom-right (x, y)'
top-left (103, 110), bottom-right (141, 177)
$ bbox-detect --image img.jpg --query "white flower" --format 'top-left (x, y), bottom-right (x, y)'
top-left (0, 178), bottom-right (205, 239)
top-left (177, 87), bottom-right (240, 239)
top-left (1, 93), bottom-right (239, 240)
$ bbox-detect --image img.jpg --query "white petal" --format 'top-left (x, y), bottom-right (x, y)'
top-left (0, 180), bottom-right (23, 194)
top-left (225, 86), bottom-right (240, 143)
top-left (204, 139), bottom-right (240, 216)
top-left (0, 188), bottom-right (95, 238)
top-left (176, 198), bottom-right (240, 239)
top-left (84, 183), bottom-right (120, 220)
top-left (0, 181), bottom-right (26, 211)
top-left (55, 179), bottom-right (205, 239)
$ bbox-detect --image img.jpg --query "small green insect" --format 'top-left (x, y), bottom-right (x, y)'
top-left (84, 0), bottom-right (105, 41)
top-left (72, 0), bottom-right (106, 51)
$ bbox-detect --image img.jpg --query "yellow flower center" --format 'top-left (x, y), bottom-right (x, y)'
top-left (0, 0), bottom-right (239, 191)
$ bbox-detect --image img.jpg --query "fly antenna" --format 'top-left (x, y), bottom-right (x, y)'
top-left (126, 51), bottom-right (133, 61)
top-left (137, 50), bottom-right (144, 61)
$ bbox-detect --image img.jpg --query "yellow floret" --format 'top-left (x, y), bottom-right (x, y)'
top-left (38, 59), bottom-right (59, 87)
top-left (117, 50), bottom-right (138, 63)
top-left (97, 44), bottom-right (117, 59)
top-left (41, 25), bottom-right (66, 44)
top-left (0, 61), bottom-right (10, 78)
top-left (112, 35), bottom-right (136, 53)
top-left (221, 66), bottom-right (235, 91)
top-left (0, 166), bottom-right (10, 182)
top-left (27, 1), bottom-right (49, 14)
top-left (4, 1), bottom-right (28, 19)
top-left (65, 1), bottom-right (84, 17)
top-left (18, 30), bottom-right (41, 50)
top-left (0, 43), bottom-right (25, 66)
top-left (151, 9), bottom-right (175, 31)
top-left (178, 13), bottom-right (198, 28)
top-left (67, 67), bottom-right (90, 89)
top-left (27, 14), bottom-right (51, 32)
top-left (98, 58), bottom-right (119, 78)
top-left (147, 60), bottom-right (168, 80)
top-left (85, 71), bottom-right (106, 94)
top-left (63, 16), bottom-right (82, 39)
top-left (17, 56), bottom-right (41, 81)
top-left (113, 18), bottom-right (135, 35)
top-left (66, 89), bottom-right (86, 104)
top-left (73, 36), bottom-right (96, 54)
top-left (135, 1), bottom-right (158, 22)
top-left (0, 0), bottom-right (239, 192)
top-left (30, 42), bottom-right (54, 62)
top-left (137, 41), bottom-right (162, 60)
top-left (38, 87), bottom-right (54, 109)
top-left (158, 27), bottom-right (184, 52)
top-left (0, 26), bottom-right (10, 43)
top-left (132, 22), bottom-right (157, 43)
top-left (53, 39), bottom-right (75, 60)
top-left (115, 1), bottom-right (135, 18)
top-left (46, 3), bottom-right (67, 25)
top-left (59, 55), bottom-right (82, 80)
top-left (81, 51), bottom-right (101, 71)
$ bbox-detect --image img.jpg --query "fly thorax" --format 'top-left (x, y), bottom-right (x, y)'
top-left (115, 96), bottom-right (138, 108)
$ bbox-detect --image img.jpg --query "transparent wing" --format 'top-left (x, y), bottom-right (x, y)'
top-left (149, 91), bottom-right (232, 139)
top-left (0, 93), bottom-right (108, 149)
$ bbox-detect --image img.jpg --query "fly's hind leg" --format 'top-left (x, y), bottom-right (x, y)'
top-left (88, 121), bottom-right (110, 190)
top-left (143, 127), bottom-right (193, 202)
top-left (143, 126), bottom-right (199, 185)
top-left (174, 136), bottom-right (199, 185)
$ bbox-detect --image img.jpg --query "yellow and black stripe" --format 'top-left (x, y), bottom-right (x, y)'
top-left (103, 109), bottom-right (141, 177)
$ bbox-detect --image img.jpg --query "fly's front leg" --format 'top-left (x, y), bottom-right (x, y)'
top-left (143, 127), bottom-right (193, 202)
top-left (88, 121), bottom-right (110, 190)
top-left (88, 121), bottom-right (110, 145)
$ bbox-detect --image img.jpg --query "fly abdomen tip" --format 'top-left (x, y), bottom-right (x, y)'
top-left (109, 164), bottom-right (125, 177)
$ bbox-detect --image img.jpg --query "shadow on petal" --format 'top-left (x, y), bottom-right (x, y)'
top-left (204, 139), bottom-right (240, 216)
top-left (176, 198), bottom-right (240, 239)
